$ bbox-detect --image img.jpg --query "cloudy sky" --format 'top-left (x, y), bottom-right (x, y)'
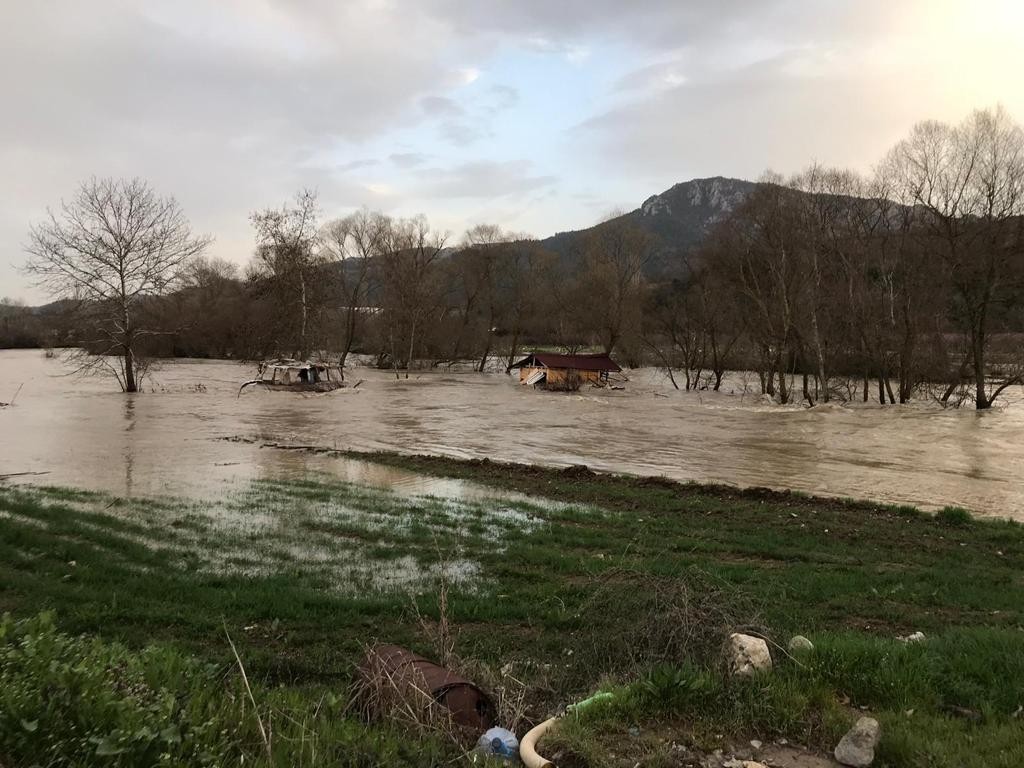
top-left (3, 0), bottom-right (1024, 302)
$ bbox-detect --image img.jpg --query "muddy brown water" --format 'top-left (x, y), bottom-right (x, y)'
top-left (1, 349), bottom-right (1023, 518)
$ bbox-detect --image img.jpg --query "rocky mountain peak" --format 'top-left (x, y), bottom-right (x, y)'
top-left (640, 177), bottom-right (752, 220)
top-left (540, 176), bottom-right (756, 278)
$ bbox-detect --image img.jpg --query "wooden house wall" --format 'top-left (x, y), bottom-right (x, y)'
top-left (518, 366), bottom-right (603, 386)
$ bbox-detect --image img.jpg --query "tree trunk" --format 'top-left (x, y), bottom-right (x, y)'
top-left (123, 342), bottom-right (137, 393)
top-left (405, 318), bottom-right (417, 379)
top-left (884, 376), bottom-right (896, 405)
top-left (972, 326), bottom-right (990, 409)
top-left (899, 303), bottom-right (915, 403)
top-left (810, 311), bottom-right (829, 402)
top-left (776, 358), bottom-right (789, 404)
top-left (298, 273), bottom-right (308, 359)
top-left (122, 298), bottom-right (137, 393)
top-left (339, 306), bottom-right (358, 370)
top-left (505, 329), bottom-right (521, 374)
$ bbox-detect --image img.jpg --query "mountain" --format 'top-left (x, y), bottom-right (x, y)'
top-left (539, 176), bottom-right (756, 277)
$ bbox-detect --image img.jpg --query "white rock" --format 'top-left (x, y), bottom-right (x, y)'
top-left (788, 635), bottom-right (814, 653)
top-left (742, 763), bottom-right (768, 768)
top-left (749, 739), bottom-right (763, 750)
top-left (727, 633), bottom-right (772, 677)
top-left (834, 717), bottom-right (881, 767)
top-left (897, 631), bottom-right (926, 643)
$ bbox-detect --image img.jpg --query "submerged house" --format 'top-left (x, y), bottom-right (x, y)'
top-left (510, 352), bottom-right (621, 390)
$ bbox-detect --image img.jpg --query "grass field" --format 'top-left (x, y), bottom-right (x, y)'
top-left (1, 451), bottom-right (1022, 767)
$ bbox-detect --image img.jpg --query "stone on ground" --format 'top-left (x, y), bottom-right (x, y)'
top-left (897, 631), bottom-right (926, 643)
top-left (727, 633), bottom-right (772, 677)
top-left (788, 634), bottom-right (815, 653)
top-left (834, 717), bottom-right (881, 767)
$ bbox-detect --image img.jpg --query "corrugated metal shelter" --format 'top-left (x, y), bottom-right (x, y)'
top-left (353, 644), bottom-right (497, 730)
top-left (510, 352), bottom-right (621, 389)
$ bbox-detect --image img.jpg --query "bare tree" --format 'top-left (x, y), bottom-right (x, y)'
top-left (643, 263), bottom-right (740, 393)
top-left (577, 217), bottom-right (652, 354)
top-left (24, 177), bottom-right (211, 392)
top-left (249, 190), bottom-right (325, 359)
top-left (375, 215), bottom-right (447, 375)
top-left (502, 239), bottom-right (556, 371)
top-left (169, 256), bottom-right (248, 359)
top-left (643, 277), bottom-right (705, 391)
top-left (320, 209), bottom-right (381, 369)
top-left (446, 224), bottom-right (508, 370)
top-left (886, 106), bottom-right (1024, 408)
top-left (710, 174), bottom-right (808, 403)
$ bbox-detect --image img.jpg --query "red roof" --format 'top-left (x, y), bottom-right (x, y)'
top-left (511, 352), bottom-right (621, 372)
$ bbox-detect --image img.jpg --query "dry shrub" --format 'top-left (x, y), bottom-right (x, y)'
top-left (408, 573), bottom-right (458, 668)
top-left (348, 550), bottom-right (493, 749)
top-left (348, 647), bottom-right (476, 748)
top-left (455, 657), bottom-right (557, 734)
top-left (571, 564), bottom-right (766, 675)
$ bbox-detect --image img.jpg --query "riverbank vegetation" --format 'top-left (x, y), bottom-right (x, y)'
top-left (12, 105), bottom-right (1024, 408)
top-left (1, 452), bottom-right (1022, 766)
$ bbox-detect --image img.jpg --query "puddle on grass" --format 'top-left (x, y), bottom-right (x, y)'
top-left (266, 452), bottom-right (541, 506)
top-left (0, 476), bottom-right (563, 594)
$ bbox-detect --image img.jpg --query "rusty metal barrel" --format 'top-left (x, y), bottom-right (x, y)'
top-left (353, 644), bottom-right (497, 731)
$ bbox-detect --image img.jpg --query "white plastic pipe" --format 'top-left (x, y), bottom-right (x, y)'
top-left (519, 716), bottom-right (557, 768)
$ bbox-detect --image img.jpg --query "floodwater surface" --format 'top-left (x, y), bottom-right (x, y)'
top-left (1, 349), bottom-right (1022, 518)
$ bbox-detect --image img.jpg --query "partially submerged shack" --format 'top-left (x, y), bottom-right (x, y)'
top-left (238, 359), bottom-right (345, 394)
top-left (510, 352), bottom-right (621, 390)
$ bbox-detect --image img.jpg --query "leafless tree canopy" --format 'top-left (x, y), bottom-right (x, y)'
top-left (883, 106), bottom-right (1024, 407)
top-left (248, 190), bottom-right (326, 360)
top-left (16, 108), bottom-right (1024, 410)
top-left (319, 208), bottom-right (382, 369)
top-left (374, 215), bottom-right (448, 376)
top-left (24, 177), bottom-right (211, 391)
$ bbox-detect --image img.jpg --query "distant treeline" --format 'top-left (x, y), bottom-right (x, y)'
top-left (0, 300), bottom-right (65, 349)
top-left (11, 107), bottom-right (1024, 408)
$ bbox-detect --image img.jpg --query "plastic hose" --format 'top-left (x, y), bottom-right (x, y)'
top-left (518, 717), bottom-right (557, 768)
top-left (519, 691), bottom-right (615, 767)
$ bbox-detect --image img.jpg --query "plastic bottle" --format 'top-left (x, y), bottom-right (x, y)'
top-left (474, 727), bottom-right (519, 761)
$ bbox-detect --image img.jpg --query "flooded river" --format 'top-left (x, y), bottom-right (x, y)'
top-left (1, 349), bottom-right (1022, 518)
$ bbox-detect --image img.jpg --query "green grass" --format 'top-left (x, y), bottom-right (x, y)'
top-left (0, 612), bottom-right (449, 767)
top-left (544, 632), bottom-right (1024, 767)
top-left (1, 452), bottom-right (1023, 767)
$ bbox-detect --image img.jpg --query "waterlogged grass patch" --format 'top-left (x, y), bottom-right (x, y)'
top-left (0, 477), bottom-right (553, 593)
top-left (2, 454), bottom-right (1024, 767)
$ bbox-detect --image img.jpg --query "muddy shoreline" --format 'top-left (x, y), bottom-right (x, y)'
top-left (252, 442), bottom-right (977, 522)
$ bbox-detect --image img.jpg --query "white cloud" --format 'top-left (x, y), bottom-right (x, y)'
top-left (421, 96), bottom-right (465, 117)
top-left (389, 152), bottom-right (431, 169)
top-left (2, 0), bottom-right (1022, 302)
top-left (413, 161), bottom-right (557, 198)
